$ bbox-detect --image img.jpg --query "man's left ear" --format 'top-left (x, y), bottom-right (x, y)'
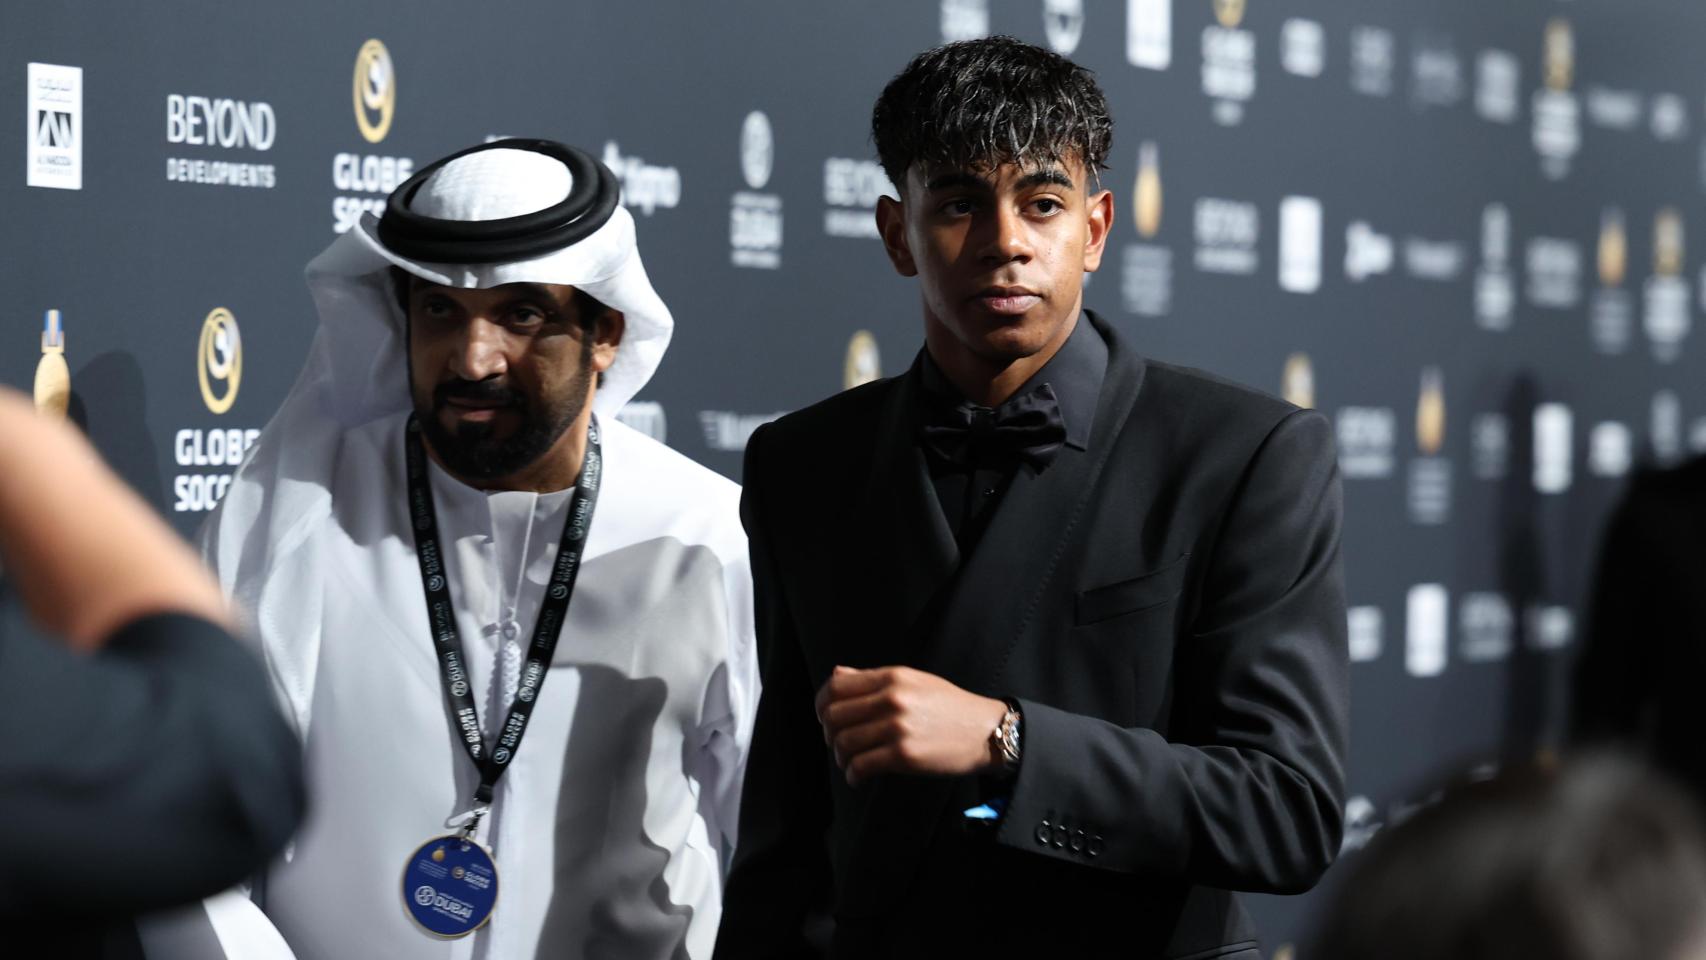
top-left (1082, 187), bottom-right (1114, 273)
top-left (591, 310), bottom-right (625, 374)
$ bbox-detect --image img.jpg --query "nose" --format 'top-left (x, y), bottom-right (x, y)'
top-left (977, 204), bottom-right (1034, 266)
top-left (448, 317), bottom-right (509, 382)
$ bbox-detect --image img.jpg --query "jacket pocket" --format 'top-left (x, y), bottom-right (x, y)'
top-left (1075, 554), bottom-right (1189, 626)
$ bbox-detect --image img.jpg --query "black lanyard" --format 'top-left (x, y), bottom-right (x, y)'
top-left (404, 414), bottom-right (602, 806)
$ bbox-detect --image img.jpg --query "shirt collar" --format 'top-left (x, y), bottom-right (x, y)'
top-left (919, 311), bottom-right (1106, 451)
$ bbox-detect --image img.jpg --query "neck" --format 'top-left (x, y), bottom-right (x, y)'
top-left (925, 307), bottom-right (1081, 408)
top-left (424, 405), bottom-right (593, 494)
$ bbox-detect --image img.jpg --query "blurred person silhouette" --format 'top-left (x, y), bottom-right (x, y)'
top-left (0, 387), bottom-right (304, 958)
top-left (1312, 755), bottom-right (1706, 960)
top-left (1573, 460), bottom-right (1706, 810)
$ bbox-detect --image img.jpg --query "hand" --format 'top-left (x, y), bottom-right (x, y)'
top-left (815, 665), bottom-right (1007, 786)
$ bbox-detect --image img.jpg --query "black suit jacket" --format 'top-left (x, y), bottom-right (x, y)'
top-left (1574, 455), bottom-right (1706, 806)
top-left (716, 313), bottom-right (1349, 959)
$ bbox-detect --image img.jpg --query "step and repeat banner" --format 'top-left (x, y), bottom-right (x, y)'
top-left (6, 0), bottom-right (1705, 950)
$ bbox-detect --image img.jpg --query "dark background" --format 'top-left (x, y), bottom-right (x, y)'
top-left (6, 1), bottom-right (1704, 953)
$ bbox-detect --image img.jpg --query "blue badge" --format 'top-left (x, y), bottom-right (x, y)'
top-left (401, 835), bottom-right (499, 938)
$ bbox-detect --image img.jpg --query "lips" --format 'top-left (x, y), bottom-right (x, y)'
top-left (974, 285), bottom-right (1043, 316)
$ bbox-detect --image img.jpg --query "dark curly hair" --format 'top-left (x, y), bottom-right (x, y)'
top-left (871, 36), bottom-right (1113, 192)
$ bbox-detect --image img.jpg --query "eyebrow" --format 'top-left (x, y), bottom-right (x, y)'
top-left (922, 167), bottom-right (1076, 194)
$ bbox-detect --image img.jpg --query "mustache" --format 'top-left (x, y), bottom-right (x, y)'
top-left (433, 379), bottom-right (525, 408)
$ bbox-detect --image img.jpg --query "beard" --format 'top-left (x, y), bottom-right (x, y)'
top-left (414, 346), bottom-right (594, 482)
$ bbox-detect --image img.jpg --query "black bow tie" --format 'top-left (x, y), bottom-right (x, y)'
top-left (919, 382), bottom-right (1068, 472)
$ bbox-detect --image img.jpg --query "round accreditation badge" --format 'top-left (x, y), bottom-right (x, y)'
top-left (401, 835), bottom-right (499, 938)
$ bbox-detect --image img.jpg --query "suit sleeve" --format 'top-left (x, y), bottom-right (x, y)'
top-left (995, 409), bottom-right (1349, 894)
top-left (1571, 476), bottom-right (1658, 743)
top-left (0, 610), bottom-right (306, 920)
top-left (713, 425), bottom-right (835, 959)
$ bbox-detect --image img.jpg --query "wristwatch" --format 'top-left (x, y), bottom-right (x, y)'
top-left (990, 697), bottom-right (1023, 774)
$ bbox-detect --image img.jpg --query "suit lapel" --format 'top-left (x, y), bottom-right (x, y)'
top-left (835, 355), bottom-right (959, 666)
top-left (919, 311), bottom-right (1146, 692)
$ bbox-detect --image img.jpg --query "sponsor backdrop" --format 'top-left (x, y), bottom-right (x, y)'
top-left (5, 0), bottom-right (1704, 951)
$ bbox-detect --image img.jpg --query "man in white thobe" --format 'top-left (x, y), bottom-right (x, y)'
top-left (168, 139), bottom-right (756, 960)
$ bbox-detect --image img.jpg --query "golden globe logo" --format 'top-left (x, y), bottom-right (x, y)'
top-left (844, 330), bottom-right (881, 390)
top-left (34, 309), bottom-right (70, 418)
top-left (353, 39), bottom-right (395, 144)
top-left (198, 307), bottom-right (242, 414)
top-left (1133, 141), bottom-right (1162, 239)
top-left (1543, 20), bottom-right (1572, 93)
top-left (1213, 0), bottom-right (1246, 30)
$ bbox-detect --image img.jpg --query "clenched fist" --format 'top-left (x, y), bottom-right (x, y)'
top-left (815, 665), bottom-right (1007, 786)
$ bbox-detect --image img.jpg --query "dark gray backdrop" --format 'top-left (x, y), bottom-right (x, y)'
top-left (6, 1), bottom-right (1704, 953)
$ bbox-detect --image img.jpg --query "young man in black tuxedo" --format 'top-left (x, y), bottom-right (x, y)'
top-left (715, 37), bottom-right (1349, 959)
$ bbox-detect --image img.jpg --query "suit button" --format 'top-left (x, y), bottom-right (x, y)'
top-left (1088, 834), bottom-right (1105, 858)
top-left (1051, 824), bottom-right (1068, 849)
top-left (1071, 829), bottom-right (1087, 853)
top-left (1035, 821), bottom-right (1052, 846)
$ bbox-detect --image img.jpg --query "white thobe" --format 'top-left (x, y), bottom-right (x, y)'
top-left (205, 412), bottom-right (755, 960)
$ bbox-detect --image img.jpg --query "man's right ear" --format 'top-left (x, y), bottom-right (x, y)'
top-left (875, 196), bottom-right (918, 278)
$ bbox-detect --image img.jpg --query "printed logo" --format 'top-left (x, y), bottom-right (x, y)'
top-left (450, 680), bottom-right (468, 698)
top-left (1134, 141), bottom-right (1163, 240)
top-left (1280, 19), bottom-right (1324, 78)
top-left (1471, 413), bottom-right (1509, 481)
top-left (27, 63), bottom-right (82, 189)
top-left (1201, 0), bottom-right (1256, 126)
top-left (34, 309), bottom-right (69, 418)
top-left (845, 331), bottom-right (882, 390)
top-left (1278, 196), bottom-right (1322, 294)
top-left (602, 142), bottom-right (680, 216)
top-left (414, 885), bottom-right (436, 907)
top-left (493, 747), bottom-right (511, 764)
top-left (549, 583), bottom-right (569, 600)
top-left (823, 157), bottom-right (893, 239)
top-left (1590, 208), bottom-right (1633, 354)
top-left (1586, 86), bottom-right (1643, 132)
top-left (1411, 35), bottom-right (1464, 109)
top-left (165, 94), bottom-right (278, 189)
top-left (1526, 605), bottom-right (1573, 651)
top-left (1043, 0), bottom-right (1085, 55)
top-left (1122, 142), bottom-right (1171, 316)
top-left (1589, 421), bottom-right (1632, 478)
top-left (199, 308), bottom-right (242, 415)
top-left (698, 411), bottom-right (787, 453)
top-left (1347, 607), bottom-right (1382, 663)
top-left (1406, 584), bottom-right (1449, 678)
top-left (731, 112), bottom-right (783, 269)
top-left (1404, 236), bottom-right (1464, 282)
top-left (1651, 93), bottom-right (1689, 142)
top-left (1475, 50), bottom-right (1520, 123)
top-left (1475, 204), bottom-right (1514, 330)
top-left (1644, 208), bottom-right (1690, 363)
top-left (1341, 796), bottom-right (1382, 852)
top-left (1127, 0), bottom-right (1172, 70)
top-left (1336, 407), bottom-right (1396, 479)
top-left (1345, 220), bottom-right (1394, 282)
top-left (615, 401), bottom-right (668, 443)
top-left (1410, 368), bottom-right (1452, 525)
top-left (1460, 593), bottom-right (1513, 663)
top-left (1526, 237), bottom-right (1583, 309)
top-left (1349, 27), bottom-right (1394, 98)
top-left (1533, 403), bottom-right (1572, 494)
top-left (427, 574), bottom-right (445, 593)
top-left (1282, 353), bottom-right (1314, 409)
top-left (1652, 390), bottom-right (1683, 464)
top-left (353, 39), bottom-right (394, 144)
top-left (941, 0), bottom-right (990, 42)
top-left (1532, 20), bottom-right (1580, 179)
top-left (1194, 198), bottom-right (1259, 275)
